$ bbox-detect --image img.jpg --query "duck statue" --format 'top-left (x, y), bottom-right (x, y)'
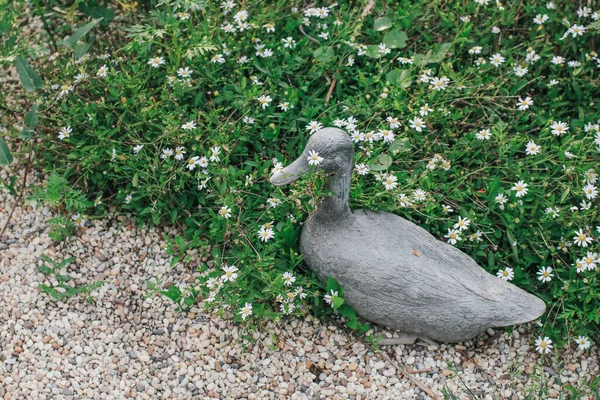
top-left (271, 127), bottom-right (546, 343)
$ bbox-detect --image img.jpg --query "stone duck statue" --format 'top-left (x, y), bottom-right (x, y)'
top-left (271, 127), bottom-right (546, 343)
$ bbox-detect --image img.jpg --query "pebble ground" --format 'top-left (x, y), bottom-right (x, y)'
top-left (1, 169), bottom-right (598, 400)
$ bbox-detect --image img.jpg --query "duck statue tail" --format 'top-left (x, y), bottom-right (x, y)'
top-left (491, 283), bottom-right (546, 328)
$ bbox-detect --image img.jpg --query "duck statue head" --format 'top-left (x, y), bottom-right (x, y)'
top-left (270, 127), bottom-right (546, 344)
top-left (271, 128), bottom-right (354, 220)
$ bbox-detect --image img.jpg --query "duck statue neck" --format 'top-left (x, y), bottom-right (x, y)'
top-left (271, 127), bottom-right (546, 343)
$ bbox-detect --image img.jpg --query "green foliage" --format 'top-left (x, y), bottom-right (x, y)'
top-left (18, 0), bottom-right (600, 353)
top-left (0, 0), bottom-right (28, 63)
top-left (0, 138), bottom-right (13, 165)
top-left (64, 18), bottom-right (102, 47)
top-left (373, 17), bottom-right (392, 32)
top-left (15, 55), bottom-right (45, 91)
top-left (79, 2), bottom-right (115, 26)
top-left (29, 172), bottom-right (93, 241)
top-left (20, 104), bottom-right (39, 140)
top-left (37, 255), bottom-right (103, 303)
top-left (156, 0), bottom-right (205, 12)
top-left (46, 215), bottom-right (76, 241)
top-left (0, 174), bottom-right (18, 196)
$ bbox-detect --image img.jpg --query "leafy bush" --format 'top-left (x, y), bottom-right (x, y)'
top-left (13, 0), bottom-right (600, 349)
top-left (29, 171), bottom-right (92, 241)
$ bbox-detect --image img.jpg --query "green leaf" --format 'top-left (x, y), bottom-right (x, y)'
top-left (389, 138), bottom-right (410, 155)
top-left (357, 70), bottom-right (369, 88)
top-left (20, 104), bottom-right (39, 139)
top-left (0, 138), bottom-right (13, 166)
top-left (0, 22), bottom-right (12, 33)
top-left (0, 175), bottom-right (18, 196)
top-left (358, 323), bottom-right (370, 333)
top-left (332, 295), bottom-right (344, 309)
top-left (383, 30), bottom-right (408, 49)
top-left (24, 104), bottom-right (39, 126)
top-left (15, 56), bottom-right (44, 92)
top-left (64, 18), bottom-right (103, 47)
top-left (338, 304), bottom-right (357, 320)
top-left (507, 230), bottom-right (519, 262)
top-left (79, 2), bottom-right (115, 25)
top-left (56, 257), bottom-right (76, 269)
top-left (160, 285), bottom-right (182, 302)
top-left (369, 154), bottom-right (393, 171)
top-left (373, 17), bottom-right (392, 31)
top-left (326, 277), bottom-right (341, 293)
top-left (365, 45), bottom-right (383, 59)
top-left (560, 187), bottom-right (570, 202)
top-left (346, 319), bottom-right (359, 330)
top-left (386, 69), bottom-right (411, 88)
top-left (313, 46), bottom-right (335, 64)
top-left (37, 265), bottom-right (54, 275)
top-left (432, 43), bottom-right (452, 62)
top-left (40, 254), bottom-right (54, 264)
top-left (386, 69), bottom-right (401, 84)
top-left (39, 285), bottom-right (62, 301)
top-left (74, 41), bottom-right (94, 59)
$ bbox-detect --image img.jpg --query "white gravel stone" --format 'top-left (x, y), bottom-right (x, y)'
top-left (0, 169), bottom-right (598, 399)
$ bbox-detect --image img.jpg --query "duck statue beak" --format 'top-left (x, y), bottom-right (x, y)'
top-left (270, 153), bottom-right (309, 186)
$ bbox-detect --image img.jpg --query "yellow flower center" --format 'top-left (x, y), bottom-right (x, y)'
top-left (579, 234), bottom-right (587, 241)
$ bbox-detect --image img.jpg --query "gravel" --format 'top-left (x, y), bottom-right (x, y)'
top-left (1, 169), bottom-right (598, 400)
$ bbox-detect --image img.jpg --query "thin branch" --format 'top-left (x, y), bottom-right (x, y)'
top-left (379, 350), bottom-right (443, 400)
top-left (297, 24), bottom-right (320, 45)
top-left (361, 0), bottom-right (376, 19)
top-left (325, 77), bottom-right (337, 103)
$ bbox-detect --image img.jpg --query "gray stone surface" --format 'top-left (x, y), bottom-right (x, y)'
top-left (271, 127), bottom-right (546, 343)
